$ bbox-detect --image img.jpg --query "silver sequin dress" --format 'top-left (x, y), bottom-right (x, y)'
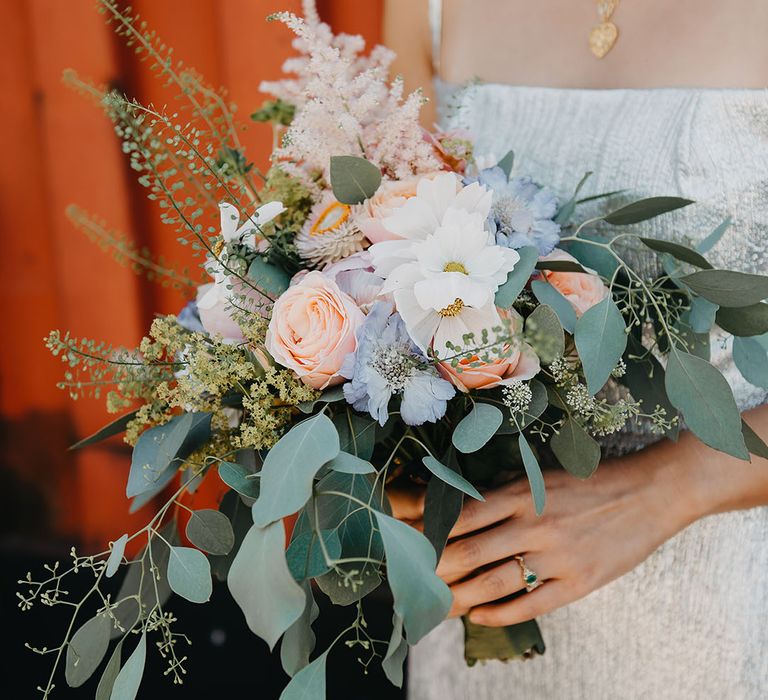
top-left (406, 56), bottom-right (768, 700)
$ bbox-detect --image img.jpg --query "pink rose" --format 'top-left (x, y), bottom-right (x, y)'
top-left (437, 309), bottom-right (540, 392)
top-left (357, 174), bottom-right (441, 244)
top-left (197, 275), bottom-right (271, 342)
top-left (266, 271), bottom-right (365, 390)
top-left (541, 249), bottom-right (609, 317)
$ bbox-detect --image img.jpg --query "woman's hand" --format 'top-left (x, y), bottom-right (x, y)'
top-left (390, 414), bottom-right (768, 627)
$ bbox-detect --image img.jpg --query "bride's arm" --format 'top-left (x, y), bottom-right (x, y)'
top-left (392, 404), bottom-right (768, 626)
top-left (382, 0), bottom-right (436, 127)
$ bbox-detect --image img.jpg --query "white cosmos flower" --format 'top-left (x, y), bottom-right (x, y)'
top-left (369, 172), bottom-right (492, 277)
top-left (381, 207), bottom-right (519, 352)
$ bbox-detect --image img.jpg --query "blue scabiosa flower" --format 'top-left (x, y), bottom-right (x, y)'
top-left (469, 166), bottom-right (561, 256)
top-left (177, 301), bottom-right (205, 334)
top-left (340, 302), bottom-right (455, 426)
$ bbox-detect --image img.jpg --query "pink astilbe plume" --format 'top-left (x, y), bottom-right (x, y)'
top-left (264, 4), bottom-right (440, 184)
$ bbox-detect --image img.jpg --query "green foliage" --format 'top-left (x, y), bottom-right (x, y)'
top-left (217, 461), bottom-right (261, 500)
top-left (329, 155), bottom-right (382, 204)
top-left (716, 303), bottom-right (768, 337)
top-left (452, 403), bottom-right (504, 453)
top-left (524, 305), bottom-right (565, 364)
top-left (697, 217), bottom-right (732, 253)
top-left (65, 614), bottom-right (111, 688)
top-left (105, 534), bottom-right (128, 578)
top-left (280, 582), bottom-right (319, 678)
top-left (688, 297), bottom-right (719, 333)
top-left (95, 642), bottom-right (122, 700)
top-left (280, 651), bottom-right (328, 700)
top-left (495, 246), bottom-right (538, 308)
top-left (167, 546), bottom-right (212, 603)
top-left (111, 633), bottom-right (146, 700)
top-left (496, 150), bottom-right (515, 178)
top-left (422, 449), bottom-right (464, 558)
top-left (639, 237), bottom-right (712, 269)
top-left (602, 196), bottom-right (694, 225)
top-left (382, 615), bottom-right (408, 688)
top-left (326, 451), bottom-right (375, 474)
top-left (551, 419), bottom-right (601, 479)
top-left (742, 419), bottom-right (768, 460)
top-left (69, 409), bottom-right (139, 451)
top-left (681, 269), bottom-right (768, 308)
top-left (127, 412), bottom-right (212, 498)
top-left (518, 434), bottom-right (546, 515)
top-left (554, 170), bottom-right (592, 225)
top-left (228, 522), bottom-right (307, 650)
top-left (574, 296), bottom-right (627, 395)
top-left (733, 337), bottom-right (768, 388)
top-left (210, 491), bottom-right (253, 581)
top-left (665, 349), bottom-right (748, 459)
top-left (422, 456), bottom-right (484, 500)
top-left (248, 255), bottom-right (292, 296)
top-left (375, 512), bottom-right (452, 643)
top-left (252, 413), bottom-right (340, 526)
top-left (185, 509), bottom-right (235, 555)
top-left (333, 410), bottom-right (377, 460)
top-left (531, 280), bottom-right (577, 334)
top-left (286, 529), bottom-right (342, 580)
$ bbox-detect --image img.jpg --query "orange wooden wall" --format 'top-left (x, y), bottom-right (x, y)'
top-left (0, 0), bottom-right (382, 546)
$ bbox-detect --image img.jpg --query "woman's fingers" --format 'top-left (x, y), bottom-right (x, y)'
top-left (467, 578), bottom-right (577, 627)
top-left (448, 482), bottom-right (524, 539)
top-left (448, 557), bottom-right (536, 617)
top-left (388, 484), bottom-right (426, 522)
top-left (437, 520), bottom-right (527, 583)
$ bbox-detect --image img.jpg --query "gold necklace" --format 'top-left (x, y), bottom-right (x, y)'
top-left (589, 0), bottom-right (620, 58)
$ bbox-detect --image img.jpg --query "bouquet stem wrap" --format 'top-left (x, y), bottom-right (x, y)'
top-left (462, 617), bottom-right (545, 665)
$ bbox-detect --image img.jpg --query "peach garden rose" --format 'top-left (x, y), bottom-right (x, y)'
top-left (540, 249), bottom-right (609, 317)
top-left (266, 270), bottom-right (365, 390)
top-left (437, 309), bottom-right (540, 392)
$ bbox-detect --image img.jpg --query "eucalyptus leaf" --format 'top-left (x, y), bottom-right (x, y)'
top-left (524, 304), bottom-right (565, 364)
top-left (252, 413), bottom-right (340, 527)
top-left (531, 280), bottom-right (577, 334)
top-left (574, 295), bottom-right (627, 395)
top-left (554, 170), bottom-right (592, 225)
top-left (68, 409), bottom-right (138, 451)
top-left (314, 471), bottom-right (385, 604)
top-left (110, 632), bottom-right (146, 700)
top-left (382, 614), bottom-right (408, 688)
top-left (218, 461), bottom-right (261, 499)
top-left (550, 418), bottom-right (600, 479)
top-left (423, 449), bottom-right (464, 558)
top-left (280, 651), bottom-right (328, 700)
top-left (567, 234), bottom-right (619, 279)
top-left (105, 534), bottom-right (128, 578)
top-left (280, 581), bottom-right (319, 678)
top-left (228, 521), bottom-right (307, 650)
top-left (622, 334), bottom-right (678, 440)
top-left (535, 259), bottom-right (589, 273)
top-left (689, 297), bottom-right (719, 333)
top-left (186, 509), bottom-right (235, 555)
top-left (297, 385), bottom-right (346, 413)
top-left (333, 410), bottom-right (376, 460)
top-left (375, 512), bottom-right (452, 643)
top-left (286, 528), bottom-right (342, 580)
top-left (210, 490), bottom-right (253, 582)
top-left (65, 613), bottom-right (111, 688)
top-left (742, 419), bottom-right (768, 460)
top-left (167, 546), bottom-right (212, 603)
top-left (452, 403), bottom-right (504, 453)
top-left (326, 451), bottom-right (375, 474)
top-left (95, 640), bottom-right (122, 700)
top-left (422, 455), bottom-right (484, 500)
top-left (681, 269), bottom-right (768, 308)
top-left (665, 348), bottom-right (748, 459)
top-left (247, 256), bottom-right (291, 297)
top-left (330, 155), bottom-right (382, 204)
top-left (497, 150), bottom-right (514, 178)
top-left (733, 337), bottom-right (768, 388)
top-left (518, 434), bottom-right (546, 515)
top-left (697, 216), bottom-right (732, 253)
top-left (126, 412), bottom-right (212, 499)
top-left (602, 196), bottom-right (694, 225)
top-left (495, 246), bottom-right (538, 308)
top-left (639, 238), bottom-right (712, 269)
top-left (716, 303), bottom-right (768, 337)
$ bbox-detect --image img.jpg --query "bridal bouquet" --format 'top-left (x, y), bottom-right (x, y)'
top-left (23, 1), bottom-right (768, 698)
